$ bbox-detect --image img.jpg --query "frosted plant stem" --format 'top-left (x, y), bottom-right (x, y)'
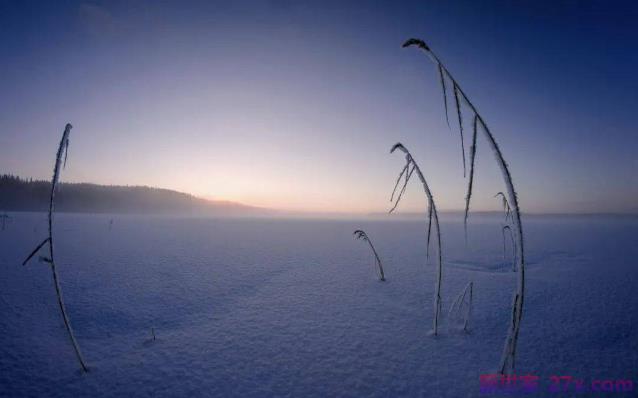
top-left (368, 242), bottom-right (386, 281)
top-left (389, 143), bottom-right (443, 335)
top-left (502, 225), bottom-right (516, 272)
top-left (22, 124), bottom-right (88, 372)
top-left (463, 282), bottom-right (473, 332)
top-left (448, 281), bottom-right (473, 332)
top-left (403, 38), bottom-right (525, 374)
top-left (353, 230), bottom-right (386, 281)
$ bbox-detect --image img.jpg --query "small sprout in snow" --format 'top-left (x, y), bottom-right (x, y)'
top-left (448, 282), bottom-right (474, 333)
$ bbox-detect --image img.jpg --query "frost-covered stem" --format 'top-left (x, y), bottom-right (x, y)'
top-left (403, 38), bottom-right (525, 374)
top-left (24, 124), bottom-right (88, 372)
top-left (464, 115), bottom-right (479, 241)
top-left (413, 162), bottom-right (443, 336)
top-left (480, 119), bottom-right (525, 373)
top-left (502, 225), bottom-right (517, 272)
top-left (447, 284), bottom-right (464, 318)
top-left (452, 83), bottom-right (466, 177)
top-left (353, 230), bottom-right (386, 281)
top-left (367, 240), bottom-right (385, 281)
top-left (437, 63), bottom-right (450, 127)
top-left (390, 144), bottom-right (443, 335)
top-left (426, 204), bottom-right (432, 259)
top-left (448, 281), bottom-right (473, 332)
top-left (502, 228), bottom-right (507, 260)
top-left (464, 282), bottom-right (473, 332)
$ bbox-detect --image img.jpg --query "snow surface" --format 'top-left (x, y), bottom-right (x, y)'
top-left (1, 213), bottom-right (636, 397)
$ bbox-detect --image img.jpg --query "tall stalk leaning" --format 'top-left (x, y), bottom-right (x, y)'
top-left (403, 38), bottom-right (525, 374)
top-left (22, 123), bottom-right (88, 372)
top-left (389, 143), bottom-right (443, 336)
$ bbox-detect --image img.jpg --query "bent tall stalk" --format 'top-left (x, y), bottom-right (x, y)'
top-left (22, 123), bottom-right (88, 372)
top-left (389, 143), bottom-right (443, 336)
top-left (353, 229), bottom-right (386, 281)
top-left (403, 38), bottom-right (525, 374)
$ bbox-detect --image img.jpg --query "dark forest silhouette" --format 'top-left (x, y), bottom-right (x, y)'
top-left (0, 174), bottom-right (266, 216)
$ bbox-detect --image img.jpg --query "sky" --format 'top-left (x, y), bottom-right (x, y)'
top-left (1, 0), bottom-right (637, 214)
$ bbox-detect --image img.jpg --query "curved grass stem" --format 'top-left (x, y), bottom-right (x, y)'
top-left (390, 143), bottom-right (443, 335)
top-left (403, 38), bottom-right (525, 374)
top-left (22, 124), bottom-right (88, 372)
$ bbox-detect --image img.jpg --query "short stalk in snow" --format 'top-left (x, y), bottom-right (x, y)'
top-left (448, 281), bottom-right (473, 332)
top-left (353, 229), bottom-right (386, 281)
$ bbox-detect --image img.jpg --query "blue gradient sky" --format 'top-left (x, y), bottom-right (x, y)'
top-left (1, 1), bottom-right (637, 213)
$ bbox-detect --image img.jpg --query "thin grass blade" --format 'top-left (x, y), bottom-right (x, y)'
top-left (22, 237), bottom-right (50, 266)
top-left (453, 83), bottom-right (467, 177)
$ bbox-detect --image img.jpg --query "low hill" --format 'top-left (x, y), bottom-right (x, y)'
top-left (0, 175), bottom-right (271, 216)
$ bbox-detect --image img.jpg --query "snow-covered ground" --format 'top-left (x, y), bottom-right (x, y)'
top-left (1, 213), bottom-right (636, 397)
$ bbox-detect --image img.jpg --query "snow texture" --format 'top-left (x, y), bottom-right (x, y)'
top-left (1, 213), bottom-right (637, 397)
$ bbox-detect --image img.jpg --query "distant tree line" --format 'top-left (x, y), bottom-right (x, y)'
top-left (0, 174), bottom-right (260, 215)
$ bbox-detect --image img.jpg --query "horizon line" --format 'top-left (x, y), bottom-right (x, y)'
top-left (3, 174), bottom-right (637, 218)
